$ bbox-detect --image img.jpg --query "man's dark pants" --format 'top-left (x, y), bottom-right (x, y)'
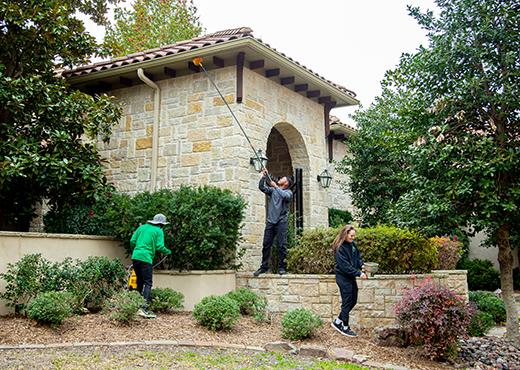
top-left (261, 219), bottom-right (288, 270)
top-left (336, 273), bottom-right (359, 327)
top-left (132, 259), bottom-right (153, 308)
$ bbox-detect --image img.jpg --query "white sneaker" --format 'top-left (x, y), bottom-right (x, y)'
top-left (137, 308), bottom-right (156, 318)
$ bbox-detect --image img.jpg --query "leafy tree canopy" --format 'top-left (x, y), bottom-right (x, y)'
top-left (0, 0), bottom-right (123, 230)
top-left (104, 0), bottom-right (203, 58)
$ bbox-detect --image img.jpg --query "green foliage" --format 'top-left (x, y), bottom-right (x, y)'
top-left (192, 295), bottom-right (241, 331)
top-left (225, 289), bottom-right (268, 322)
top-left (104, 0), bottom-right (203, 58)
top-left (467, 305), bottom-right (495, 337)
top-left (280, 308), bottom-right (323, 340)
top-left (0, 254), bottom-right (126, 313)
top-left (356, 225), bottom-right (438, 274)
top-left (287, 226), bottom-right (339, 274)
top-left (149, 288), bottom-right (184, 313)
top-left (456, 257), bottom-right (500, 291)
top-left (394, 276), bottom-right (472, 361)
top-left (432, 236), bottom-right (463, 270)
top-left (107, 186), bottom-right (247, 271)
top-left (328, 208), bottom-right (353, 229)
top-left (469, 290), bottom-right (507, 324)
top-left (43, 195), bottom-right (112, 235)
top-left (103, 290), bottom-right (146, 322)
top-left (0, 0), bottom-right (122, 230)
top-left (26, 291), bottom-right (75, 327)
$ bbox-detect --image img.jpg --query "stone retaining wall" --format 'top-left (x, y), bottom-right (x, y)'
top-left (236, 270), bottom-right (468, 328)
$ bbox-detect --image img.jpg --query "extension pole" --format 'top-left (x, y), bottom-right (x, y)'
top-left (193, 57), bottom-right (275, 184)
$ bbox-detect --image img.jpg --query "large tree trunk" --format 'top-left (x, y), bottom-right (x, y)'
top-left (497, 223), bottom-right (520, 345)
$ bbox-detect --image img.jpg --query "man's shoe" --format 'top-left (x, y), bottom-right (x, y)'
top-left (278, 268), bottom-right (286, 275)
top-left (137, 308), bottom-right (156, 319)
top-left (331, 321), bottom-right (357, 337)
top-left (253, 268), bottom-right (269, 276)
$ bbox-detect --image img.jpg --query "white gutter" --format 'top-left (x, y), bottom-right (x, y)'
top-left (137, 68), bottom-right (160, 192)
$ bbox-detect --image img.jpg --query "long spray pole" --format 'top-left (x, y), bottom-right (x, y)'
top-left (193, 57), bottom-right (275, 184)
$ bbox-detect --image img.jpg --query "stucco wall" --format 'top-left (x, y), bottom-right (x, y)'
top-left (237, 270), bottom-right (468, 328)
top-left (0, 232), bottom-right (131, 316)
top-left (97, 66), bottom-right (334, 271)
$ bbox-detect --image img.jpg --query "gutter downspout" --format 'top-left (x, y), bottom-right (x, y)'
top-left (137, 68), bottom-right (160, 192)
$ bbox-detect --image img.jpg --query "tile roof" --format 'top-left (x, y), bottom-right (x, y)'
top-left (330, 115), bottom-right (356, 132)
top-left (62, 27), bottom-right (356, 98)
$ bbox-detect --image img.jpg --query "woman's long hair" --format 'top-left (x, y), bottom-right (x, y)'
top-left (332, 224), bottom-right (356, 255)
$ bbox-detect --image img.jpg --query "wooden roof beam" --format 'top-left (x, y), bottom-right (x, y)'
top-left (250, 60), bottom-right (264, 70)
top-left (307, 90), bottom-right (320, 98)
top-left (295, 84), bottom-right (308, 92)
top-left (266, 68), bottom-right (280, 78)
top-left (281, 76), bottom-right (294, 85)
top-left (213, 56), bottom-right (225, 68)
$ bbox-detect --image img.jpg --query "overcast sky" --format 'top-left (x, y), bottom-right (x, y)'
top-left (83, 0), bottom-right (439, 125)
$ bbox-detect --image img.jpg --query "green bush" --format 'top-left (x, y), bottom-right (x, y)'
top-left (280, 308), bottom-right (323, 340)
top-left (107, 186), bottom-right (247, 271)
top-left (43, 195), bottom-right (111, 236)
top-left (225, 289), bottom-right (268, 322)
top-left (394, 276), bottom-right (472, 361)
top-left (456, 257), bottom-right (500, 291)
top-left (356, 224), bottom-right (438, 274)
top-left (467, 304), bottom-right (495, 337)
top-left (328, 208), bottom-right (354, 229)
top-left (192, 295), bottom-right (241, 331)
top-left (287, 225), bottom-right (339, 274)
top-left (26, 291), bottom-right (74, 327)
top-left (468, 290), bottom-right (506, 324)
top-left (149, 288), bottom-right (184, 312)
top-left (103, 290), bottom-right (146, 322)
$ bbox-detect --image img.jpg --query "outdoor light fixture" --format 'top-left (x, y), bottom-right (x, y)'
top-left (317, 169), bottom-right (332, 188)
top-left (250, 149), bottom-right (268, 172)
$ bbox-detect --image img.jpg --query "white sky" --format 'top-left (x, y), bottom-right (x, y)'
top-left (83, 0), bottom-right (438, 125)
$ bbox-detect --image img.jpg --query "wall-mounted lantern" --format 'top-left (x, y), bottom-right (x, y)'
top-left (250, 149), bottom-right (268, 172)
top-left (317, 169), bottom-right (332, 188)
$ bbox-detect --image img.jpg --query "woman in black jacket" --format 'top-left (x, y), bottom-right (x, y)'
top-left (331, 224), bottom-right (367, 337)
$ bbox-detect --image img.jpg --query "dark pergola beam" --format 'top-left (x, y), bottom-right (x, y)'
top-left (99, 81), bottom-right (112, 92)
top-left (266, 68), bottom-right (280, 78)
top-left (164, 67), bottom-right (176, 78)
top-left (120, 77), bottom-right (132, 87)
top-left (318, 96), bottom-right (331, 104)
top-left (86, 85), bottom-right (100, 95)
top-left (237, 52), bottom-right (245, 104)
top-left (250, 60), bottom-right (264, 70)
top-left (307, 90), bottom-right (320, 98)
top-left (281, 76), bottom-right (295, 85)
top-left (334, 134), bottom-right (345, 141)
top-left (188, 62), bottom-right (200, 73)
top-left (213, 56), bottom-right (224, 68)
top-left (295, 84), bottom-right (308, 92)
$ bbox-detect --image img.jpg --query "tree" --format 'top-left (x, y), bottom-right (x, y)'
top-left (104, 0), bottom-right (203, 58)
top-left (385, 0), bottom-right (520, 344)
top-left (0, 0), bottom-right (123, 230)
top-left (335, 88), bottom-right (416, 227)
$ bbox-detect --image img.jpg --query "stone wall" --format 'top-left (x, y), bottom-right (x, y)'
top-left (236, 270), bottom-right (468, 328)
top-left (97, 66), bottom-right (335, 271)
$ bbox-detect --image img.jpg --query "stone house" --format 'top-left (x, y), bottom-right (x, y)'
top-left (63, 27), bottom-right (359, 271)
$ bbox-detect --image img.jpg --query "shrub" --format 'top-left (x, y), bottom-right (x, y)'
top-left (356, 224), bottom-right (438, 274)
top-left (328, 208), bottom-right (354, 229)
top-left (432, 236), bottom-right (462, 270)
top-left (26, 291), bottom-right (74, 327)
top-left (467, 304), bottom-right (495, 337)
top-left (280, 308), bottom-right (323, 340)
top-left (287, 225), bottom-right (339, 274)
top-left (43, 194), bottom-right (111, 236)
top-left (393, 276), bottom-right (472, 361)
top-left (103, 290), bottom-right (146, 322)
top-left (149, 288), bottom-right (184, 312)
top-left (107, 186), bottom-right (247, 271)
top-left (456, 257), bottom-right (500, 291)
top-left (225, 289), bottom-right (268, 322)
top-left (513, 267), bottom-right (520, 290)
top-left (192, 295), bottom-right (241, 331)
top-left (468, 290), bottom-right (506, 324)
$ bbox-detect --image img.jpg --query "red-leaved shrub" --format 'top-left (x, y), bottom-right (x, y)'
top-left (393, 276), bottom-right (472, 361)
top-left (432, 236), bottom-right (462, 270)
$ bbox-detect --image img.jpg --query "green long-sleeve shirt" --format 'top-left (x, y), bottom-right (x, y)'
top-left (130, 223), bottom-right (171, 264)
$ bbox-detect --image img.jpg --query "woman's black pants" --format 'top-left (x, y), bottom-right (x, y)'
top-left (335, 274), bottom-right (358, 327)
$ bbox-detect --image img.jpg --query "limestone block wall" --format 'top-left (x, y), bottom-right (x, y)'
top-left (328, 139), bottom-right (354, 218)
top-left (236, 270), bottom-right (468, 328)
top-left (97, 66), bottom-right (332, 272)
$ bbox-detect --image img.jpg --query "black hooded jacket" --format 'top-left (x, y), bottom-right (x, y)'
top-left (334, 241), bottom-right (364, 279)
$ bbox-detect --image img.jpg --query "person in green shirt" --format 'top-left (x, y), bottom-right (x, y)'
top-left (130, 213), bottom-right (171, 318)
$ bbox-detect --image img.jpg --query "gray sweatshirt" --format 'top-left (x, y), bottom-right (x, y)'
top-left (259, 177), bottom-right (293, 224)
